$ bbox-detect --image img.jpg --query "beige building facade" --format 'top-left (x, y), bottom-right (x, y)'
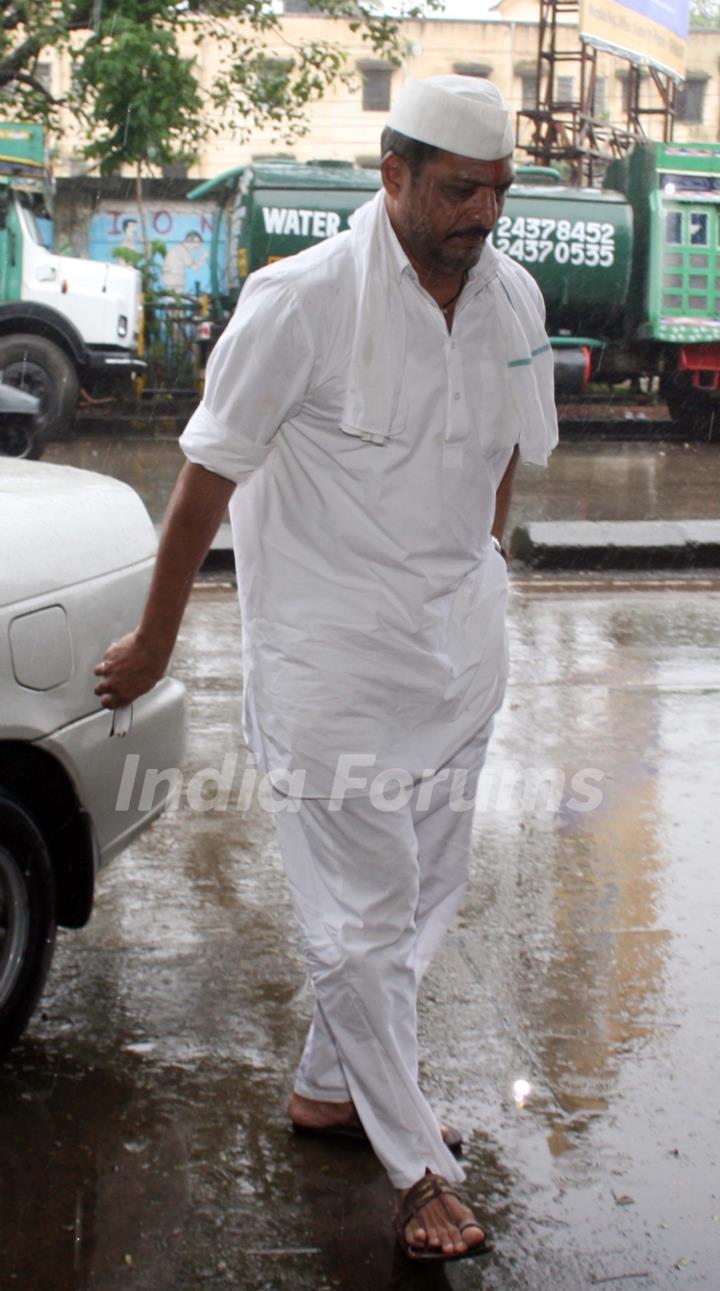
top-left (48, 0), bottom-right (720, 179)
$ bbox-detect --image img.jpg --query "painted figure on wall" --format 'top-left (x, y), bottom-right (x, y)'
top-left (89, 207), bottom-right (223, 298)
top-left (161, 230), bottom-right (209, 295)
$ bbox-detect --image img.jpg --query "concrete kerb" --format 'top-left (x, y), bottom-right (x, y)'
top-left (153, 520), bottom-right (720, 574)
top-left (510, 520), bottom-right (720, 570)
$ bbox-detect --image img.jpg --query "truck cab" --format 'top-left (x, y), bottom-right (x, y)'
top-left (189, 158), bottom-right (380, 355)
top-left (624, 141), bottom-right (720, 433)
top-left (0, 123), bottom-right (144, 448)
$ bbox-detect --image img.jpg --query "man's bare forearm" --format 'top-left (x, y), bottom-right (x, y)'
top-left (138, 461), bottom-right (236, 657)
top-left (492, 445), bottom-right (519, 544)
top-left (94, 461), bottom-right (236, 707)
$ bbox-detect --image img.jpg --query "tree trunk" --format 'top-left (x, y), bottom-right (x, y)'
top-left (135, 166), bottom-right (150, 262)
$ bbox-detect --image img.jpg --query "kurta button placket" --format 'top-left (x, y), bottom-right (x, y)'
top-left (443, 333), bottom-right (454, 441)
top-left (445, 323), bottom-right (465, 440)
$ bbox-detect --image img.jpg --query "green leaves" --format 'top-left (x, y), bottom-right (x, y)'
top-left (1, 0), bottom-right (444, 165)
top-left (75, 18), bottom-right (204, 173)
top-left (689, 0), bottom-right (720, 27)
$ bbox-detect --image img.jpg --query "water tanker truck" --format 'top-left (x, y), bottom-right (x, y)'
top-left (190, 140), bottom-right (720, 438)
top-left (0, 123), bottom-right (144, 450)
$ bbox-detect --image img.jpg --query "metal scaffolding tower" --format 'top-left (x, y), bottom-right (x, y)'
top-left (517, 0), bottom-right (677, 185)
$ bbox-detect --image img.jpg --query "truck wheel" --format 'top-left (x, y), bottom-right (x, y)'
top-left (0, 793), bottom-right (57, 1059)
top-left (661, 374), bottom-right (720, 441)
top-left (0, 334), bottom-right (80, 444)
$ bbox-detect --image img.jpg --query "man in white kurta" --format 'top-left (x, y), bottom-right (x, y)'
top-left (96, 76), bottom-right (557, 1260)
top-left (179, 197), bottom-right (515, 796)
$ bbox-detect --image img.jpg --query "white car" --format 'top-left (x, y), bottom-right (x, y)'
top-left (0, 459), bottom-right (186, 1055)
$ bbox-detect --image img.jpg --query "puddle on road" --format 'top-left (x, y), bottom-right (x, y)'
top-left (1, 585), bottom-right (718, 1289)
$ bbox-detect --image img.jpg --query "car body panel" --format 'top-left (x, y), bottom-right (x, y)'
top-left (0, 457), bottom-right (186, 857)
top-left (0, 459), bottom-right (156, 606)
top-left (38, 676), bottom-right (186, 867)
top-left (2, 559), bottom-right (155, 736)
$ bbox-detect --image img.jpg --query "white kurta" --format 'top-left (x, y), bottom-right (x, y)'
top-left (180, 204), bottom-right (549, 797)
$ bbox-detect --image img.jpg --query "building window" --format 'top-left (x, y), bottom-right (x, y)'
top-left (254, 56), bottom-right (293, 109)
top-left (35, 62), bottom-right (52, 93)
top-left (617, 71), bottom-right (638, 115)
top-left (557, 75), bottom-right (574, 104)
top-left (521, 72), bottom-right (538, 110)
top-left (453, 62), bottom-right (493, 79)
top-left (592, 76), bottom-right (607, 115)
top-left (361, 66), bottom-right (392, 112)
top-left (617, 69), bottom-right (647, 116)
top-left (162, 162), bottom-right (189, 179)
top-left (675, 76), bottom-right (707, 124)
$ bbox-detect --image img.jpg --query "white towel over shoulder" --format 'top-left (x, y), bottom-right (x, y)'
top-left (341, 189), bottom-right (558, 466)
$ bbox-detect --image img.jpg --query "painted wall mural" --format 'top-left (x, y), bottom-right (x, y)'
top-left (88, 202), bottom-right (227, 298)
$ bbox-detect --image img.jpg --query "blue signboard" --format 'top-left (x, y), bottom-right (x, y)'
top-left (580, 0), bottom-right (689, 78)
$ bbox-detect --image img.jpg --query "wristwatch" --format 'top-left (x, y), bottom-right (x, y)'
top-left (491, 534), bottom-right (507, 561)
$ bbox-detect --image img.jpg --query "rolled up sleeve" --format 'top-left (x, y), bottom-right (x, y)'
top-left (179, 273), bottom-right (314, 484)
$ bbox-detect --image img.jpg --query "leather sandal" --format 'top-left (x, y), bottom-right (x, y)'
top-left (394, 1171), bottom-right (492, 1263)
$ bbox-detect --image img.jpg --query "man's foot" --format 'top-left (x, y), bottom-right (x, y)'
top-left (288, 1092), bottom-right (463, 1152)
top-left (288, 1091), bottom-right (362, 1134)
top-left (394, 1172), bottom-right (490, 1262)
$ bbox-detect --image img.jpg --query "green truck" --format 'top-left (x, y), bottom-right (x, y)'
top-left (190, 141), bottom-right (720, 436)
top-left (0, 123), bottom-right (144, 451)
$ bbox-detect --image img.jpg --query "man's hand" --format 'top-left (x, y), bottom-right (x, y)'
top-left (492, 444), bottom-right (519, 554)
top-left (92, 461), bottom-right (236, 711)
top-left (94, 631), bottom-right (169, 710)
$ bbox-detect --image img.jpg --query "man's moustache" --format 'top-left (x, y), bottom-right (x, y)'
top-left (447, 228), bottom-right (492, 240)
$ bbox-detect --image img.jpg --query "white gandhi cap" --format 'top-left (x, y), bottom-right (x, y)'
top-left (387, 75), bottom-right (515, 162)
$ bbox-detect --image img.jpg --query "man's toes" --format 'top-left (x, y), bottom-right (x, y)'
top-left (445, 1225), bottom-right (467, 1254)
top-left (398, 1187), bottom-right (487, 1258)
top-left (404, 1221), bottom-right (428, 1250)
top-left (460, 1220), bottom-right (486, 1249)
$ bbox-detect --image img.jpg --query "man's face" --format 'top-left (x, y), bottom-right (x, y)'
top-left (383, 150), bottom-right (514, 275)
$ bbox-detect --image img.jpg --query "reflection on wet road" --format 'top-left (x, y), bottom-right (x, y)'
top-left (1, 578), bottom-right (719, 1289)
top-left (44, 434), bottom-right (720, 526)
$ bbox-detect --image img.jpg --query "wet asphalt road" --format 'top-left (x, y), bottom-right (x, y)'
top-left (2, 568), bottom-right (719, 1290)
top-left (43, 433), bottom-right (720, 527)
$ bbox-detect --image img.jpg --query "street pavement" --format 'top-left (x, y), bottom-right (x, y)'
top-left (44, 431), bottom-right (720, 569)
top-left (43, 431), bottom-right (720, 528)
top-left (1, 573), bottom-right (719, 1290)
top-left (2, 432), bottom-right (719, 1288)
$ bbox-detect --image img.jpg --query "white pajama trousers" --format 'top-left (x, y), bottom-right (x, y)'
top-left (271, 725), bottom-right (492, 1190)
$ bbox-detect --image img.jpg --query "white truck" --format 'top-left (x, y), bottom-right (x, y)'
top-left (0, 122), bottom-right (144, 454)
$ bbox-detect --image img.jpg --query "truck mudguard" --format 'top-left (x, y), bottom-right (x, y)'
top-left (0, 299), bottom-right (91, 367)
